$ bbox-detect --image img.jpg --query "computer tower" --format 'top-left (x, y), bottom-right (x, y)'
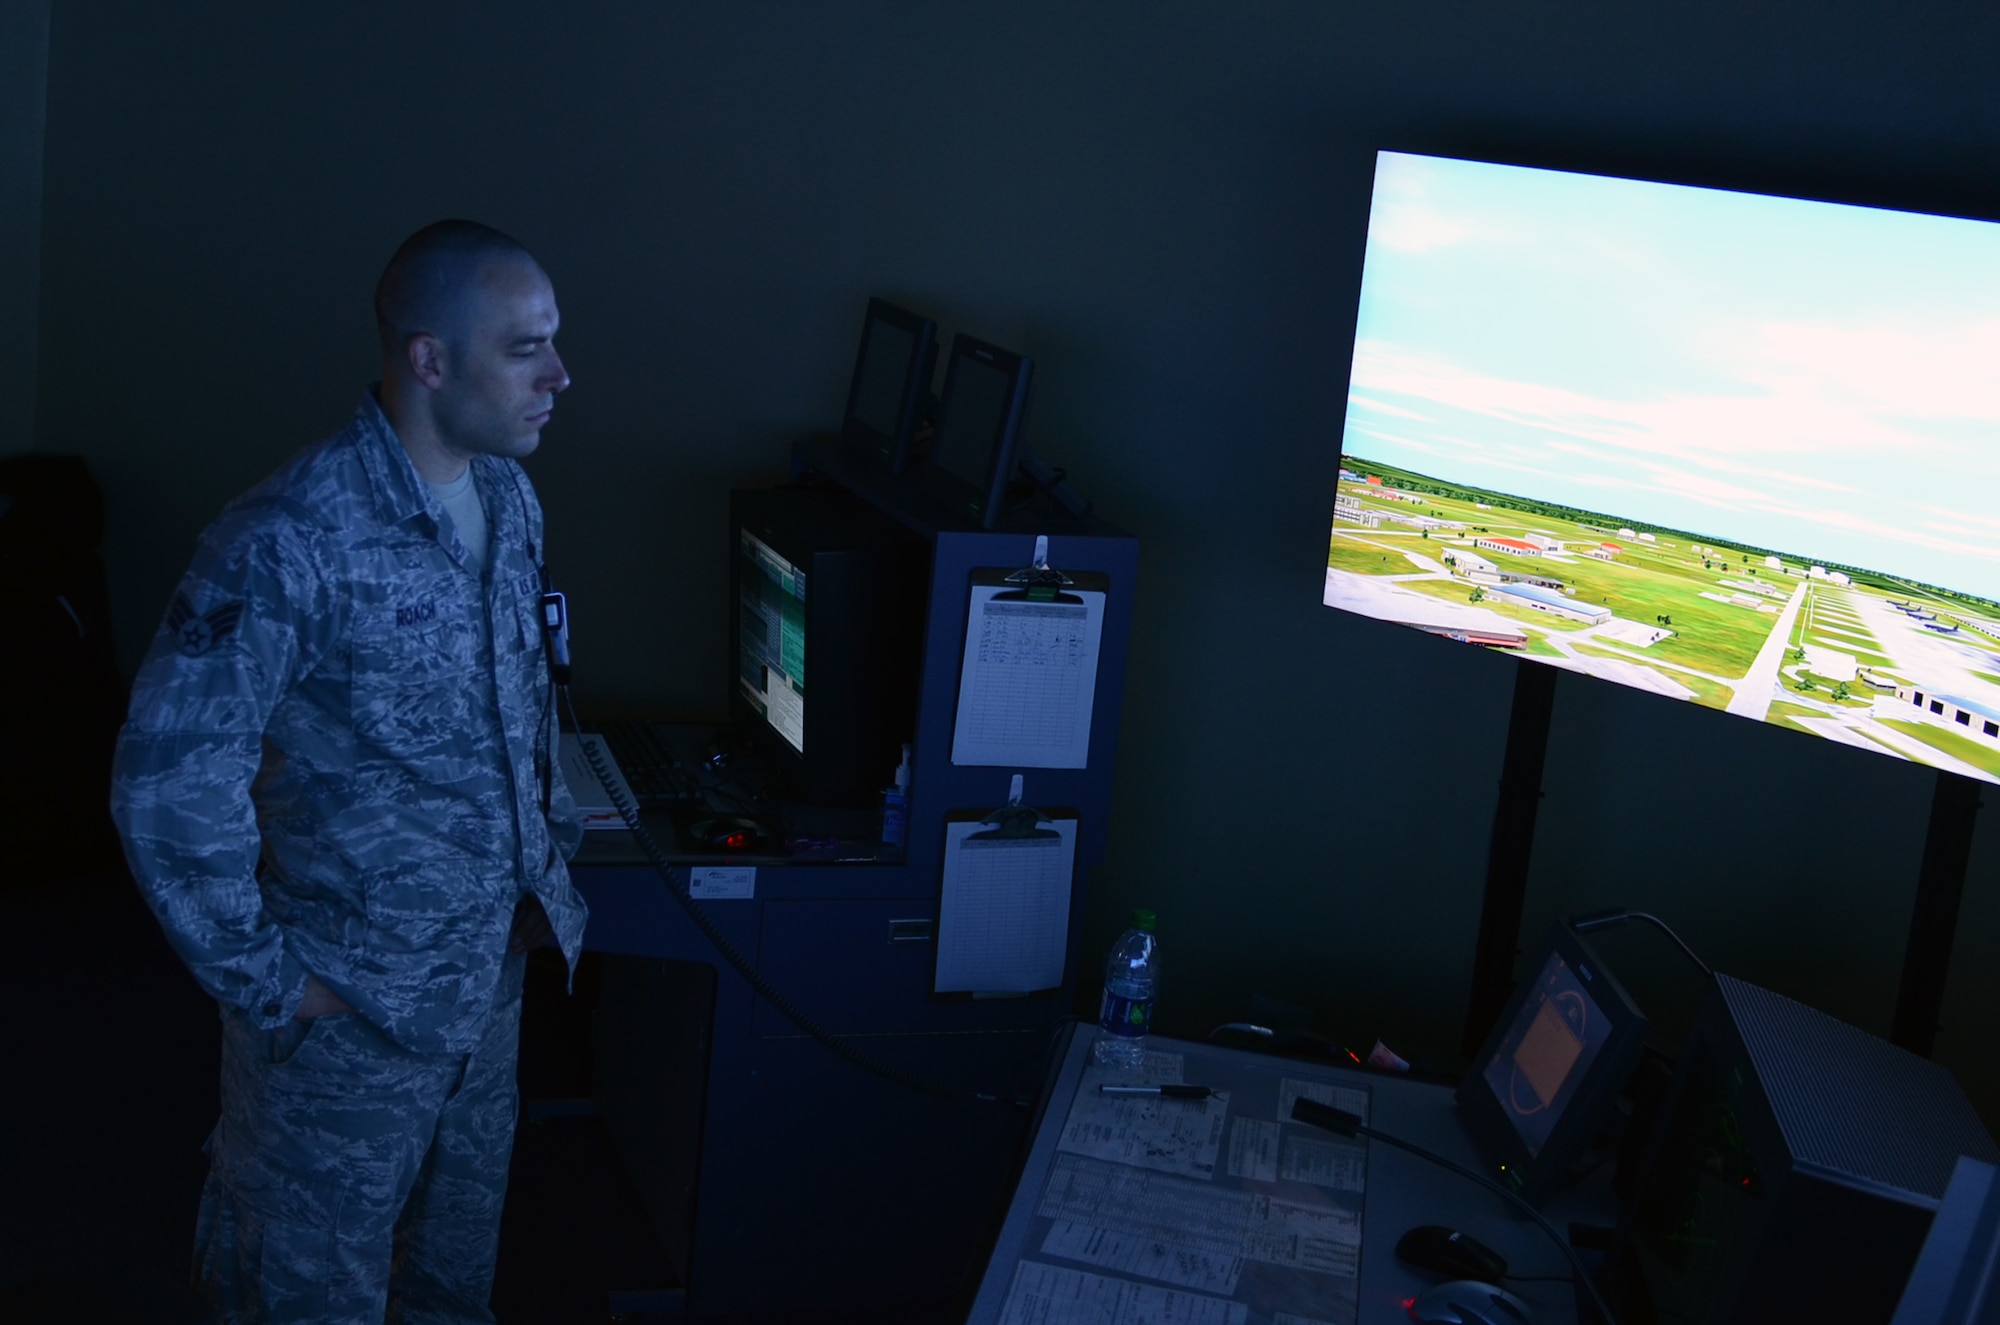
top-left (1613, 974), bottom-right (2000, 1325)
top-left (1892, 1155), bottom-right (2000, 1324)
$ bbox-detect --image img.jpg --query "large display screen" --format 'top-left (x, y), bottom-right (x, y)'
top-left (1329, 151), bottom-right (2000, 783)
top-left (738, 530), bottom-right (807, 754)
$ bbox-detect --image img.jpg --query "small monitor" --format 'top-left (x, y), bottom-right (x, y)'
top-left (842, 298), bottom-right (937, 473)
top-left (1457, 922), bottom-right (1650, 1205)
top-left (923, 333), bottom-right (1033, 528)
top-left (729, 487), bottom-right (928, 807)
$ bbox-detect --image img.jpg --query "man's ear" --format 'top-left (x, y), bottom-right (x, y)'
top-left (406, 333), bottom-right (447, 389)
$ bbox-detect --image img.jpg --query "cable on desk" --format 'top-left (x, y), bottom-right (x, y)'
top-left (1290, 1098), bottom-right (1621, 1325)
top-left (569, 694), bottom-right (1023, 1108)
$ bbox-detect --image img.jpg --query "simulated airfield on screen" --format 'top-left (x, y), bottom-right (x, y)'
top-left (1326, 457), bottom-right (2000, 784)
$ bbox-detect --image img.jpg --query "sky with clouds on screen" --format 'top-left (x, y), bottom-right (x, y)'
top-left (1342, 151), bottom-right (2000, 601)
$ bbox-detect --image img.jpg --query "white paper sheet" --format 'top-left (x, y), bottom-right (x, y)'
top-left (952, 586), bottom-right (1106, 768)
top-left (1225, 1118), bottom-right (1280, 1184)
top-left (689, 866), bottom-right (755, 900)
top-left (1241, 1198), bottom-right (1362, 1278)
top-left (1058, 1082), bottom-right (1232, 1180)
top-left (934, 817), bottom-right (1076, 994)
top-left (998, 1261), bottom-right (1248, 1325)
top-left (1036, 1156), bottom-right (1252, 1295)
top-left (1278, 1136), bottom-right (1367, 1193)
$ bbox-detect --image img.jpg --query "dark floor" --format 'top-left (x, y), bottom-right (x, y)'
top-left (0, 866), bottom-right (677, 1324)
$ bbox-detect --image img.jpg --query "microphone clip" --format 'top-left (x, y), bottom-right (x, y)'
top-left (539, 590), bottom-right (572, 686)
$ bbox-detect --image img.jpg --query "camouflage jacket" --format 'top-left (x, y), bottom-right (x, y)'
top-left (112, 393), bottom-right (586, 1054)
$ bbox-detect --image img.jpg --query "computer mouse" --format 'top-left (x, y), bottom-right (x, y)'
top-left (694, 817), bottom-right (775, 852)
top-left (1395, 1224), bottom-right (1509, 1284)
top-left (1407, 1278), bottom-right (1535, 1325)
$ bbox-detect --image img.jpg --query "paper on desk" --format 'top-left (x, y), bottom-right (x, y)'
top-left (1278, 1078), bottom-right (1371, 1128)
top-left (934, 817), bottom-right (1076, 995)
top-left (997, 1261), bottom-right (1248, 1325)
top-left (1278, 1135), bottom-right (1367, 1193)
top-left (558, 733), bottom-right (635, 830)
top-left (1037, 1155), bottom-right (1252, 1295)
top-left (951, 585), bottom-right (1105, 768)
top-left (1225, 1118), bottom-right (1280, 1184)
top-left (1242, 1197), bottom-right (1362, 1279)
top-left (1058, 1082), bottom-right (1231, 1180)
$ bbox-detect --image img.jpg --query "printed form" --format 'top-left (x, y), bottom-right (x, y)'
top-left (1060, 1075), bottom-right (1232, 1180)
top-left (952, 585), bottom-right (1106, 768)
top-left (1032, 1157), bottom-right (1363, 1295)
top-left (985, 1045), bottom-right (1371, 1325)
top-left (998, 1262), bottom-right (1248, 1325)
top-left (1035, 1155), bottom-right (1253, 1295)
top-left (1225, 1118), bottom-right (1280, 1184)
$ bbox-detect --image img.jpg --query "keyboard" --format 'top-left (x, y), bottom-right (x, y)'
top-left (593, 721), bottom-right (704, 807)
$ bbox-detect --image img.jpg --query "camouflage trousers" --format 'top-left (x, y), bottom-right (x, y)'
top-left (193, 952), bottom-right (527, 1324)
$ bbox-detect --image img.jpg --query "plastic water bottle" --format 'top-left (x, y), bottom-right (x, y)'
top-left (1093, 909), bottom-right (1158, 1070)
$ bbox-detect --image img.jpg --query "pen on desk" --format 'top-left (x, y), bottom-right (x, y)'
top-left (1098, 1083), bottom-right (1212, 1099)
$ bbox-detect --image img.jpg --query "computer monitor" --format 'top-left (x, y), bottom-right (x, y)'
top-left (1456, 922), bottom-right (1650, 1205)
top-left (1611, 974), bottom-right (2000, 1324)
top-left (730, 486), bottom-right (928, 808)
top-left (842, 297), bottom-right (938, 474)
top-left (1325, 149), bottom-right (2000, 785)
top-left (922, 333), bottom-right (1033, 529)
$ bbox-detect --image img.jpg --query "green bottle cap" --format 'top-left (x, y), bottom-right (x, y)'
top-left (1132, 908), bottom-right (1156, 932)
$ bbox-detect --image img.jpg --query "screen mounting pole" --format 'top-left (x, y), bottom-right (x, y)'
top-left (1461, 660), bottom-right (1559, 1059)
top-left (1891, 769), bottom-right (1983, 1057)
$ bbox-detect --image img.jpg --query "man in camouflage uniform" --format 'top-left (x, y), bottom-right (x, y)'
top-left (111, 220), bottom-right (587, 1323)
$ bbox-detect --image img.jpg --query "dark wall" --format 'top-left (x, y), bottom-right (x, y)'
top-left (29, 2), bottom-right (2000, 1117)
top-left (0, 0), bottom-right (49, 449)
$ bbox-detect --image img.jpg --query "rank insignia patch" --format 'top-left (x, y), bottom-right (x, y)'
top-left (168, 593), bottom-right (245, 657)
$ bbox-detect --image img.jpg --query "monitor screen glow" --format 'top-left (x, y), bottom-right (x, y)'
top-left (737, 530), bottom-right (807, 755)
top-left (1482, 949), bottom-right (1613, 1158)
top-left (1329, 151), bottom-right (2000, 784)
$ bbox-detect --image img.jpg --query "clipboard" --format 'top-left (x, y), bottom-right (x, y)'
top-left (951, 537), bottom-right (1111, 769)
top-left (934, 781), bottom-right (1078, 998)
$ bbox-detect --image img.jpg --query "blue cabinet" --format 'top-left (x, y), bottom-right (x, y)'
top-left (572, 437), bottom-right (1138, 1317)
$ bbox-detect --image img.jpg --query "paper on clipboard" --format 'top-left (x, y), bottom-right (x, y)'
top-left (934, 816), bottom-right (1077, 995)
top-left (951, 585), bottom-right (1105, 768)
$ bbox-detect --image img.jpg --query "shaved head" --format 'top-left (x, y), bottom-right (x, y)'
top-left (374, 219), bottom-right (540, 357)
top-left (372, 219), bottom-right (569, 482)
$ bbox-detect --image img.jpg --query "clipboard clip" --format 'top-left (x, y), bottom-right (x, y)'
top-left (1002, 534), bottom-right (1074, 594)
top-left (972, 773), bottom-right (1061, 840)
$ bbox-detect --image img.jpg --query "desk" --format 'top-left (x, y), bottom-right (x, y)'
top-left (970, 1027), bottom-right (1613, 1325)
